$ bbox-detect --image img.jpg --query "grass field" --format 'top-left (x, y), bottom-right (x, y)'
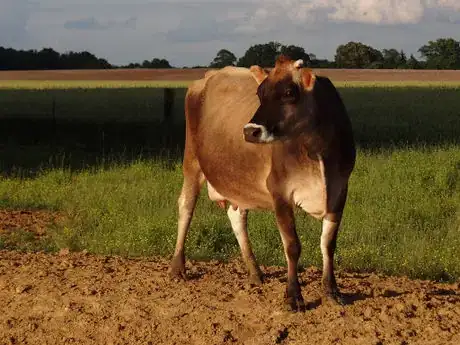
top-left (0, 76), bottom-right (459, 282)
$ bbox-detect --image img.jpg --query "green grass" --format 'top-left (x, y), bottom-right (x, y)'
top-left (2, 80), bottom-right (460, 90)
top-left (0, 147), bottom-right (459, 281)
top-left (0, 80), bottom-right (459, 281)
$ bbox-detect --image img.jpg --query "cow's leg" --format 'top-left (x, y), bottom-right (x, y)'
top-left (227, 206), bottom-right (263, 285)
top-left (321, 212), bottom-right (344, 305)
top-left (274, 198), bottom-right (305, 312)
top-left (169, 161), bottom-right (204, 280)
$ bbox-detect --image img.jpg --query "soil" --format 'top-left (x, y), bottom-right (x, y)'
top-left (2, 68), bottom-right (460, 82)
top-left (0, 210), bottom-right (62, 238)
top-left (0, 248), bottom-right (458, 345)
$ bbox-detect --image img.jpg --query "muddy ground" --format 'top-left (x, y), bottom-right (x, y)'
top-left (2, 68), bottom-right (460, 82)
top-left (1, 212), bottom-right (460, 345)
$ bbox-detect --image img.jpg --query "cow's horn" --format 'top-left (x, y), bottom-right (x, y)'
top-left (293, 59), bottom-right (304, 69)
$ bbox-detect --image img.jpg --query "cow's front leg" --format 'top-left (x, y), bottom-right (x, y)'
top-left (321, 212), bottom-right (344, 305)
top-left (274, 198), bottom-right (305, 312)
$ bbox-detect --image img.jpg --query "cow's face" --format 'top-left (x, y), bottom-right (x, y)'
top-left (243, 56), bottom-right (316, 144)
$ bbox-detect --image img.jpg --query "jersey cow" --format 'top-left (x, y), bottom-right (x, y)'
top-left (169, 55), bottom-right (356, 311)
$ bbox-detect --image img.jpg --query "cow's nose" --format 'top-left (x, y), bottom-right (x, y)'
top-left (243, 124), bottom-right (262, 142)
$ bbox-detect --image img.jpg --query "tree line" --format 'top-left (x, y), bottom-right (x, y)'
top-left (1, 37), bottom-right (459, 70)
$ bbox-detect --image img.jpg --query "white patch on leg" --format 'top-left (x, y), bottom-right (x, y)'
top-left (243, 123), bottom-right (275, 143)
top-left (227, 206), bottom-right (244, 237)
top-left (321, 219), bottom-right (339, 268)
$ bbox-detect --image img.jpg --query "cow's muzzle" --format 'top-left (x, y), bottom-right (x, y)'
top-left (243, 124), bottom-right (274, 143)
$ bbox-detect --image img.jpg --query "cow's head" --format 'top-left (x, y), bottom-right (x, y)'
top-left (243, 55), bottom-right (317, 144)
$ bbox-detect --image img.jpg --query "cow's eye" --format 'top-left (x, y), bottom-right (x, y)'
top-left (282, 87), bottom-right (297, 102)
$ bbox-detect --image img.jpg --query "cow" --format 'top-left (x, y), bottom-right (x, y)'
top-left (169, 55), bottom-right (356, 311)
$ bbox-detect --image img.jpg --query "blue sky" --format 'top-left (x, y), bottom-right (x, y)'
top-left (1, 0), bottom-right (460, 67)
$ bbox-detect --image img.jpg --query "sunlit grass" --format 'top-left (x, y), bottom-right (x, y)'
top-left (1, 79), bottom-right (460, 90)
top-left (0, 147), bottom-right (458, 280)
top-left (0, 80), bottom-right (459, 281)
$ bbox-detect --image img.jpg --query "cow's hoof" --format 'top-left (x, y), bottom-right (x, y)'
top-left (284, 295), bottom-right (306, 312)
top-left (169, 255), bottom-right (187, 281)
top-left (284, 283), bottom-right (306, 312)
top-left (249, 272), bottom-right (264, 286)
top-left (322, 290), bottom-right (345, 306)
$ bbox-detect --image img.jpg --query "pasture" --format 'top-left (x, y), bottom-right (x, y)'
top-left (0, 69), bottom-right (459, 344)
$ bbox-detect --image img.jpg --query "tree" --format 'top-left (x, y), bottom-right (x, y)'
top-left (139, 58), bottom-right (172, 68)
top-left (334, 41), bottom-right (383, 68)
top-left (406, 54), bottom-right (422, 69)
top-left (418, 38), bottom-right (460, 69)
top-left (237, 41), bottom-right (283, 67)
top-left (237, 42), bottom-right (314, 67)
top-left (209, 49), bottom-right (237, 68)
top-left (279, 45), bottom-right (311, 65)
top-left (382, 49), bottom-right (407, 69)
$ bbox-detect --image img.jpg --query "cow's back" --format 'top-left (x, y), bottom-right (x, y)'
top-left (184, 67), bottom-right (274, 210)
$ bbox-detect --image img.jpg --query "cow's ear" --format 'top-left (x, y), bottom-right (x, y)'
top-left (250, 65), bottom-right (268, 85)
top-left (300, 68), bottom-right (316, 91)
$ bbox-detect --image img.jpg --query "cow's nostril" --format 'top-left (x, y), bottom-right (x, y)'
top-left (244, 124), bottom-right (266, 142)
top-left (252, 127), bottom-right (262, 138)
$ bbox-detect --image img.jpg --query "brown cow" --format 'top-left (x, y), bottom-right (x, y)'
top-left (169, 55), bottom-right (356, 311)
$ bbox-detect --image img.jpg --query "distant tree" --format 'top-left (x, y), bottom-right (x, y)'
top-left (150, 58), bottom-right (172, 68)
top-left (209, 49), bottom-right (237, 68)
top-left (0, 47), bottom-right (112, 70)
top-left (418, 38), bottom-right (460, 69)
top-left (237, 41), bottom-right (283, 67)
top-left (381, 49), bottom-right (408, 69)
top-left (60, 51), bottom-right (111, 69)
top-left (335, 41), bottom-right (383, 68)
top-left (279, 45), bottom-right (311, 65)
top-left (135, 58), bottom-right (172, 68)
top-left (406, 54), bottom-right (422, 69)
top-left (237, 42), bottom-right (314, 67)
top-left (37, 48), bottom-right (60, 69)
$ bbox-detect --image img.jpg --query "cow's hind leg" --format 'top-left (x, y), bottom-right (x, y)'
top-left (227, 206), bottom-right (263, 285)
top-left (169, 160), bottom-right (204, 280)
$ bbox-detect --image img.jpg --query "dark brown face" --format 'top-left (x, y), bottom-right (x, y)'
top-left (244, 75), bottom-right (312, 144)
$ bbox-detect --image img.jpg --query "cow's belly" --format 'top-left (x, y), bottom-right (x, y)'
top-left (289, 159), bottom-right (347, 219)
top-left (291, 180), bottom-right (327, 219)
top-left (203, 170), bottom-right (274, 210)
top-left (198, 142), bottom-right (274, 210)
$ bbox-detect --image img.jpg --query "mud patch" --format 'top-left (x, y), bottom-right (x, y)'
top-left (0, 210), bottom-right (63, 251)
top-left (0, 209), bottom-right (62, 238)
top-left (0, 250), bottom-right (459, 344)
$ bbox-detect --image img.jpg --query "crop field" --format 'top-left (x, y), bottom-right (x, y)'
top-left (0, 69), bottom-right (459, 344)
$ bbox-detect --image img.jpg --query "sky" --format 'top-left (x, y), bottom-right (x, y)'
top-left (1, 0), bottom-right (460, 67)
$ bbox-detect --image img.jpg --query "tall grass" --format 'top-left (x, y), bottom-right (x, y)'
top-left (0, 147), bottom-right (458, 280)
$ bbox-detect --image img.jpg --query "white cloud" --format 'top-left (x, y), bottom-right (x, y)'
top-left (326, 0), bottom-right (425, 24)
top-left (239, 0), bottom-right (460, 29)
top-left (430, 0), bottom-right (460, 11)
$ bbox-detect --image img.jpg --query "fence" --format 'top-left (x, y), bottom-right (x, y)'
top-left (0, 88), bottom-right (187, 173)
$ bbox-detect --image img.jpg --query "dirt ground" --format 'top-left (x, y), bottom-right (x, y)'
top-left (2, 68), bottom-right (460, 82)
top-left (1, 211), bottom-right (460, 345)
top-left (0, 210), bottom-right (62, 239)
